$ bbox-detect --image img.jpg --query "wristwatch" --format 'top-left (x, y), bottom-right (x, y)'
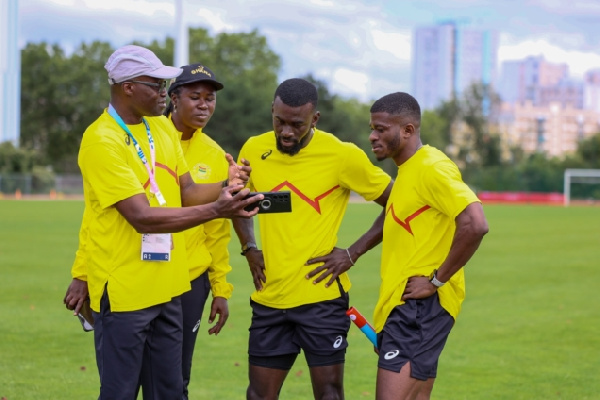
top-left (241, 242), bottom-right (257, 256)
top-left (429, 269), bottom-right (446, 288)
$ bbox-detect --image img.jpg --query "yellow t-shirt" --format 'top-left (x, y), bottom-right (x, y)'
top-left (373, 145), bottom-right (480, 332)
top-left (179, 127), bottom-right (233, 299)
top-left (238, 129), bottom-right (392, 308)
top-left (78, 110), bottom-right (190, 312)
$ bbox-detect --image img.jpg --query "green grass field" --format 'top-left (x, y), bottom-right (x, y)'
top-left (1, 201), bottom-right (599, 399)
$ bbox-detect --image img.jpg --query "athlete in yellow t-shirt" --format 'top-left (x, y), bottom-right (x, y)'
top-left (235, 78), bottom-right (393, 399)
top-left (63, 45), bottom-right (262, 399)
top-left (163, 63), bottom-right (234, 399)
top-left (368, 92), bottom-right (489, 400)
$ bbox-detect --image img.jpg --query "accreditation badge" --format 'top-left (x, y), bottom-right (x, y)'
top-left (141, 233), bottom-right (171, 261)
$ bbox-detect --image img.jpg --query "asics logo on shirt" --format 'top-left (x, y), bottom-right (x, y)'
top-left (333, 335), bottom-right (343, 349)
top-left (124, 134), bottom-right (130, 145)
top-left (261, 150), bottom-right (273, 160)
top-left (192, 319), bottom-right (201, 333)
top-left (384, 350), bottom-right (400, 360)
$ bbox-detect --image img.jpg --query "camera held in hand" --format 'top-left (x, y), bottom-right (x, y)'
top-left (244, 191), bottom-right (292, 213)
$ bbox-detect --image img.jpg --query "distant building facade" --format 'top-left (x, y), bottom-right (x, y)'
top-left (497, 56), bottom-right (600, 158)
top-left (498, 56), bottom-right (569, 105)
top-left (498, 101), bottom-right (600, 158)
top-left (412, 21), bottom-right (498, 110)
top-left (0, 0), bottom-right (20, 145)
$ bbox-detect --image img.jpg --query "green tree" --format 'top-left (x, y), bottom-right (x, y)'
top-left (576, 133), bottom-right (600, 168)
top-left (20, 41), bottom-right (113, 172)
top-left (184, 28), bottom-right (281, 155)
top-left (421, 109), bottom-right (450, 151)
top-left (0, 142), bottom-right (39, 173)
top-left (453, 83), bottom-right (503, 170)
top-left (20, 43), bottom-right (65, 158)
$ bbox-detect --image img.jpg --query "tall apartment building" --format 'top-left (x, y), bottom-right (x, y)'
top-left (412, 21), bottom-right (498, 110)
top-left (496, 56), bottom-right (600, 158)
top-left (584, 69), bottom-right (600, 113)
top-left (1, 0), bottom-right (21, 145)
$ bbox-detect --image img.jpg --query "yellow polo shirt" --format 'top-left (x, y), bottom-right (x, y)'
top-left (78, 110), bottom-right (190, 312)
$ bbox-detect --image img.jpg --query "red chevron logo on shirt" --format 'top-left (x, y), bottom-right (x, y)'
top-left (387, 203), bottom-right (431, 235)
top-left (143, 163), bottom-right (179, 189)
top-left (270, 181), bottom-right (340, 214)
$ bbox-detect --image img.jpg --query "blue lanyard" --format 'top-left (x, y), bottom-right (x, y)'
top-left (107, 104), bottom-right (166, 206)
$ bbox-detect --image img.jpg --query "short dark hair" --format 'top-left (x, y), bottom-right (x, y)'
top-left (274, 78), bottom-right (318, 108)
top-left (370, 92), bottom-right (421, 122)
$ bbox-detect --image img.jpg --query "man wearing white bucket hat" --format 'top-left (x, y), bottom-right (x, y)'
top-left (65, 45), bottom-right (262, 399)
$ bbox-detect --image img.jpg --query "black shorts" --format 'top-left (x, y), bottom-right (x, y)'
top-left (377, 292), bottom-right (454, 380)
top-left (248, 292), bottom-right (350, 368)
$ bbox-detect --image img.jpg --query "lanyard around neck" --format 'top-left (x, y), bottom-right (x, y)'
top-left (107, 104), bottom-right (167, 206)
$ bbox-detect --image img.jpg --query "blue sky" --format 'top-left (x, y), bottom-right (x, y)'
top-left (18, 0), bottom-right (600, 102)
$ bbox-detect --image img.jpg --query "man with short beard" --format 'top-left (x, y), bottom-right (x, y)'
top-left (235, 78), bottom-right (393, 399)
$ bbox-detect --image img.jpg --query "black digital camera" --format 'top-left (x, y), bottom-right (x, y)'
top-left (244, 191), bottom-right (292, 213)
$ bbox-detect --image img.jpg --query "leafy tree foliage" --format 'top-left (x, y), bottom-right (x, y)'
top-left (421, 110), bottom-right (451, 151)
top-left (0, 142), bottom-right (40, 173)
top-left (20, 41), bottom-right (113, 172)
top-left (186, 28), bottom-right (281, 156)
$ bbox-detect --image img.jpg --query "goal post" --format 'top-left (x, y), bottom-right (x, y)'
top-left (563, 169), bottom-right (600, 206)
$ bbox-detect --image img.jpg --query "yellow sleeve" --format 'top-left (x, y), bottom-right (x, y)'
top-left (79, 140), bottom-right (145, 209)
top-left (70, 206), bottom-right (91, 280)
top-left (419, 160), bottom-right (480, 218)
top-left (204, 218), bottom-right (234, 299)
top-left (339, 143), bottom-right (391, 201)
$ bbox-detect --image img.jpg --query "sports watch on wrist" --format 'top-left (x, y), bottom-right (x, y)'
top-left (241, 242), bottom-right (257, 256)
top-left (429, 269), bottom-right (446, 288)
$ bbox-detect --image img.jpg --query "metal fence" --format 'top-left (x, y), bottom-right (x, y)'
top-left (0, 173), bottom-right (83, 195)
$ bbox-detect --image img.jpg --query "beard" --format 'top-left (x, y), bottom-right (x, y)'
top-left (275, 130), bottom-right (311, 156)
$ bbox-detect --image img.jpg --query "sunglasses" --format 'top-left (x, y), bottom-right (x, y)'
top-left (126, 80), bottom-right (168, 92)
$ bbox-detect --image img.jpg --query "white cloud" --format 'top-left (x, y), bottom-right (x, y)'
top-left (46, 0), bottom-right (75, 5)
top-left (331, 68), bottom-right (369, 99)
top-left (82, 0), bottom-right (173, 17)
top-left (498, 38), bottom-right (600, 78)
top-left (194, 8), bottom-right (237, 33)
top-left (369, 29), bottom-right (411, 61)
top-left (19, 0), bottom-right (600, 101)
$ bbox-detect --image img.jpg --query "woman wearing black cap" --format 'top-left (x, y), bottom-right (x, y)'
top-left (163, 63), bottom-right (233, 399)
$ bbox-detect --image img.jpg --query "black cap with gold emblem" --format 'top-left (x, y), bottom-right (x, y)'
top-left (167, 63), bottom-right (224, 95)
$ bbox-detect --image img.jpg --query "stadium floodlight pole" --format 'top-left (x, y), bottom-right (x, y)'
top-left (174, 0), bottom-right (189, 68)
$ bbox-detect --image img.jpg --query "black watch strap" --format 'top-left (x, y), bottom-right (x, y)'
top-left (241, 242), bottom-right (257, 256)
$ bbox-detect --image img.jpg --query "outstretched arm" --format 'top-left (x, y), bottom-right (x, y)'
top-left (178, 156), bottom-right (251, 206)
top-left (117, 184), bottom-right (262, 234)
